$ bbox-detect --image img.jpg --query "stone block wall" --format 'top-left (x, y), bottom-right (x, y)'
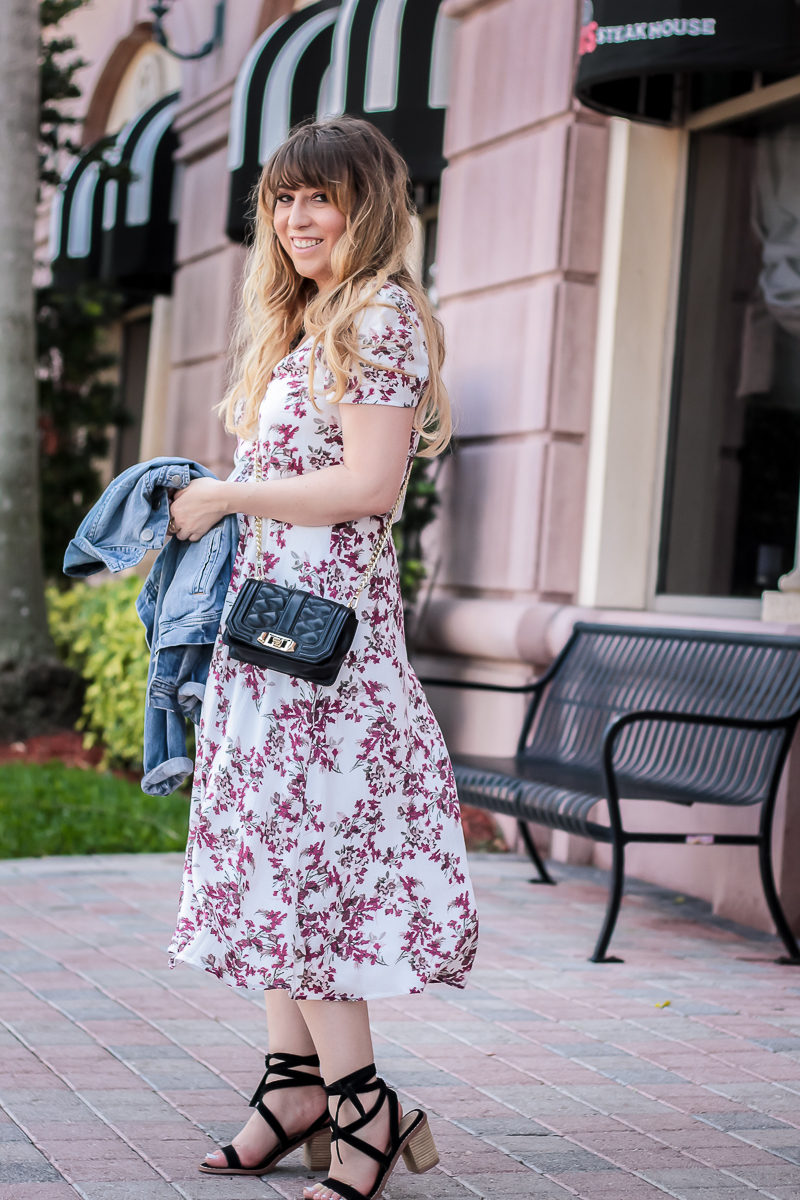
top-left (433, 0), bottom-right (608, 615)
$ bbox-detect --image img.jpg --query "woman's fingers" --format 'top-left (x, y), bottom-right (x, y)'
top-left (168, 479), bottom-right (228, 539)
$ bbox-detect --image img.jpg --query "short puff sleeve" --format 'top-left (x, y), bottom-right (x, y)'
top-left (341, 290), bottom-right (429, 409)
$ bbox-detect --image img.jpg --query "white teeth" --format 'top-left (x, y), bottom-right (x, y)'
top-left (293, 238), bottom-right (322, 248)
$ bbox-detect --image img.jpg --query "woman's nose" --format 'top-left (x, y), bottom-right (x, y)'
top-left (289, 198), bottom-right (311, 228)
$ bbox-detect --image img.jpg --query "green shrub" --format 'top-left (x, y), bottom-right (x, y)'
top-left (0, 762), bottom-right (189, 857)
top-left (46, 576), bottom-right (148, 769)
top-left (393, 456), bottom-right (441, 637)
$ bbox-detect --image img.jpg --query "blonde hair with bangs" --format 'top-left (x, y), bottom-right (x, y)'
top-left (218, 117), bottom-right (451, 457)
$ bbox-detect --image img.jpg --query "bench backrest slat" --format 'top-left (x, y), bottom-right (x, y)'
top-left (522, 625), bottom-right (800, 805)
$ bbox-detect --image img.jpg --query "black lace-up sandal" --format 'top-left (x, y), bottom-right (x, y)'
top-left (199, 1050), bottom-right (331, 1176)
top-left (310, 1062), bottom-right (439, 1200)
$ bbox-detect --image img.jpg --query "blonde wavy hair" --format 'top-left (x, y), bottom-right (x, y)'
top-left (218, 116), bottom-right (450, 457)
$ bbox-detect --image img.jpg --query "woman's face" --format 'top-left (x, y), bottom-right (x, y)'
top-left (273, 185), bottom-right (347, 289)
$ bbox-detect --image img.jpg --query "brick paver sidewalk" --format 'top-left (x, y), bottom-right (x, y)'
top-left (1, 852), bottom-right (799, 1200)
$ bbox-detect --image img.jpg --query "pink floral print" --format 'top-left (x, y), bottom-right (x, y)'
top-left (169, 284), bottom-right (478, 999)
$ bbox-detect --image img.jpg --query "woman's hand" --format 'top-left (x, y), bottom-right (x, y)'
top-left (169, 478), bottom-right (230, 541)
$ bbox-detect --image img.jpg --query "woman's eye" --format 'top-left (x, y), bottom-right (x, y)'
top-left (276, 193), bottom-right (293, 204)
top-left (312, 192), bottom-right (328, 203)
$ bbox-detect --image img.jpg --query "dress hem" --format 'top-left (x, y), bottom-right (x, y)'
top-left (168, 946), bottom-right (471, 1001)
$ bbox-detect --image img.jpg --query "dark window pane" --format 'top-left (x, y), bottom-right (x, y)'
top-left (114, 314), bottom-right (151, 475)
top-left (659, 117), bottom-right (800, 598)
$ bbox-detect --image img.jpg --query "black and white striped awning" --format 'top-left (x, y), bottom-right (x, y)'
top-left (100, 92), bottom-right (180, 295)
top-left (49, 136), bottom-right (115, 288)
top-left (319, 0), bottom-right (455, 187)
top-left (226, 0), bottom-right (340, 242)
top-left (226, 0), bottom-right (455, 243)
top-left (49, 93), bottom-right (179, 295)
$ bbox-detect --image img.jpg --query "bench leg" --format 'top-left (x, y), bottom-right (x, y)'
top-left (591, 835), bottom-right (625, 964)
top-left (758, 834), bottom-right (800, 964)
top-left (517, 821), bottom-right (556, 885)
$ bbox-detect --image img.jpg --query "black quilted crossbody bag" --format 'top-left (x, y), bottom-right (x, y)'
top-left (222, 446), bottom-right (410, 686)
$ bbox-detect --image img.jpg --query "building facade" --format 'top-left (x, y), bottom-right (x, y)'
top-left (43, 0), bottom-right (800, 938)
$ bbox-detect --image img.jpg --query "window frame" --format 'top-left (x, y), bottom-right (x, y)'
top-left (578, 75), bottom-right (800, 620)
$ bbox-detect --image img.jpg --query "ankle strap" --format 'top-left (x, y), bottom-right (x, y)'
top-left (326, 1062), bottom-right (378, 1108)
top-left (325, 1063), bottom-right (399, 1167)
top-left (248, 1050), bottom-right (321, 1107)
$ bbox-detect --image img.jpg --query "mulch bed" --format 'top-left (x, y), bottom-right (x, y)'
top-left (0, 730), bottom-right (102, 769)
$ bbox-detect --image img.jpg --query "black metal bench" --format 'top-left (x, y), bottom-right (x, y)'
top-left (424, 623), bottom-right (800, 964)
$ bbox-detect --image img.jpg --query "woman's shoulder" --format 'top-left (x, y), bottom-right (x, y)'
top-left (355, 281), bottom-right (428, 369)
top-left (365, 280), bottom-right (422, 327)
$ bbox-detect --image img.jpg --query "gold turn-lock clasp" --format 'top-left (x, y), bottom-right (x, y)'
top-left (257, 631), bottom-right (297, 653)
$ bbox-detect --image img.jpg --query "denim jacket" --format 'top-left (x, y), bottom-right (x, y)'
top-left (64, 458), bottom-right (238, 796)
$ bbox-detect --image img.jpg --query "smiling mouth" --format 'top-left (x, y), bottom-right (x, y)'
top-left (291, 238), bottom-right (323, 249)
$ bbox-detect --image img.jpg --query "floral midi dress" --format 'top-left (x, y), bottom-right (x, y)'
top-left (169, 283), bottom-right (478, 1000)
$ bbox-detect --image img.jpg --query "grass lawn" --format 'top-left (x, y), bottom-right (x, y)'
top-left (0, 761), bottom-right (190, 858)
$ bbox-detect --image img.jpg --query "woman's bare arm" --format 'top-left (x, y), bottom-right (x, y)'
top-left (169, 403), bottom-right (414, 540)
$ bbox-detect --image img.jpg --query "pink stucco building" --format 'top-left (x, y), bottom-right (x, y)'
top-left (44, 0), bottom-right (800, 942)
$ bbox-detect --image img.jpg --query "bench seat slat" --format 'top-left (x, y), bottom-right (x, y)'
top-left (454, 752), bottom-right (770, 812)
top-left (454, 758), bottom-right (613, 842)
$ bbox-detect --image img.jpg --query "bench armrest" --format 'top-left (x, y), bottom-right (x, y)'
top-left (605, 709), bottom-right (789, 744)
top-left (417, 675), bottom-right (544, 695)
top-left (420, 623), bottom-right (592, 697)
top-left (599, 708), bottom-right (791, 826)
top-left (420, 650), bottom-right (573, 696)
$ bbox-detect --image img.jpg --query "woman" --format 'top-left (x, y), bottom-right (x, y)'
top-left (167, 116), bottom-right (478, 1200)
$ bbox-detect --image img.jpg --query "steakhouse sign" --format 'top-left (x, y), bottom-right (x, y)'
top-left (575, 0), bottom-right (800, 123)
top-left (580, 17), bottom-right (718, 56)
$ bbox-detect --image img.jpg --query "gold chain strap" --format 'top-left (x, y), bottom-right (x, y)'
top-left (252, 443), bottom-right (411, 609)
top-left (347, 463), bottom-right (411, 610)
top-left (254, 447), bottom-right (265, 581)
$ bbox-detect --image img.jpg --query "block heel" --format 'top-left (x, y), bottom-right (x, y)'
top-left (401, 1115), bottom-right (439, 1174)
top-left (308, 1063), bottom-right (439, 1200)
top-left (302, 1126), bottom-right (332, 1171)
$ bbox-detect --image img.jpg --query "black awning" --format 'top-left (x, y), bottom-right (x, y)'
top-left (99, 92), bottom-right (180, 296)
top-left (320, 0), bottom-right (454, 186)
top-left (49, 136), bottom-right (115, 288)
top-left (226, 0), bottom-right (340, 243)
top-left (576, 1), bottom-right (800, 124)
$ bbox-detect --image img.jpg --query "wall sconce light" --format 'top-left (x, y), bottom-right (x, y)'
top-left (149, 1), bottom-right (226, 61)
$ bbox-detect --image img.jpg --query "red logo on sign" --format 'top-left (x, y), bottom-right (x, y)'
top-left (579, 21), bottom-right (598, 55)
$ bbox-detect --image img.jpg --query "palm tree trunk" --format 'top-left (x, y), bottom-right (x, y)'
top-left (0, 0), bottom-right (53, 666)
top-left (0, 0), bottom-right (83, 739)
